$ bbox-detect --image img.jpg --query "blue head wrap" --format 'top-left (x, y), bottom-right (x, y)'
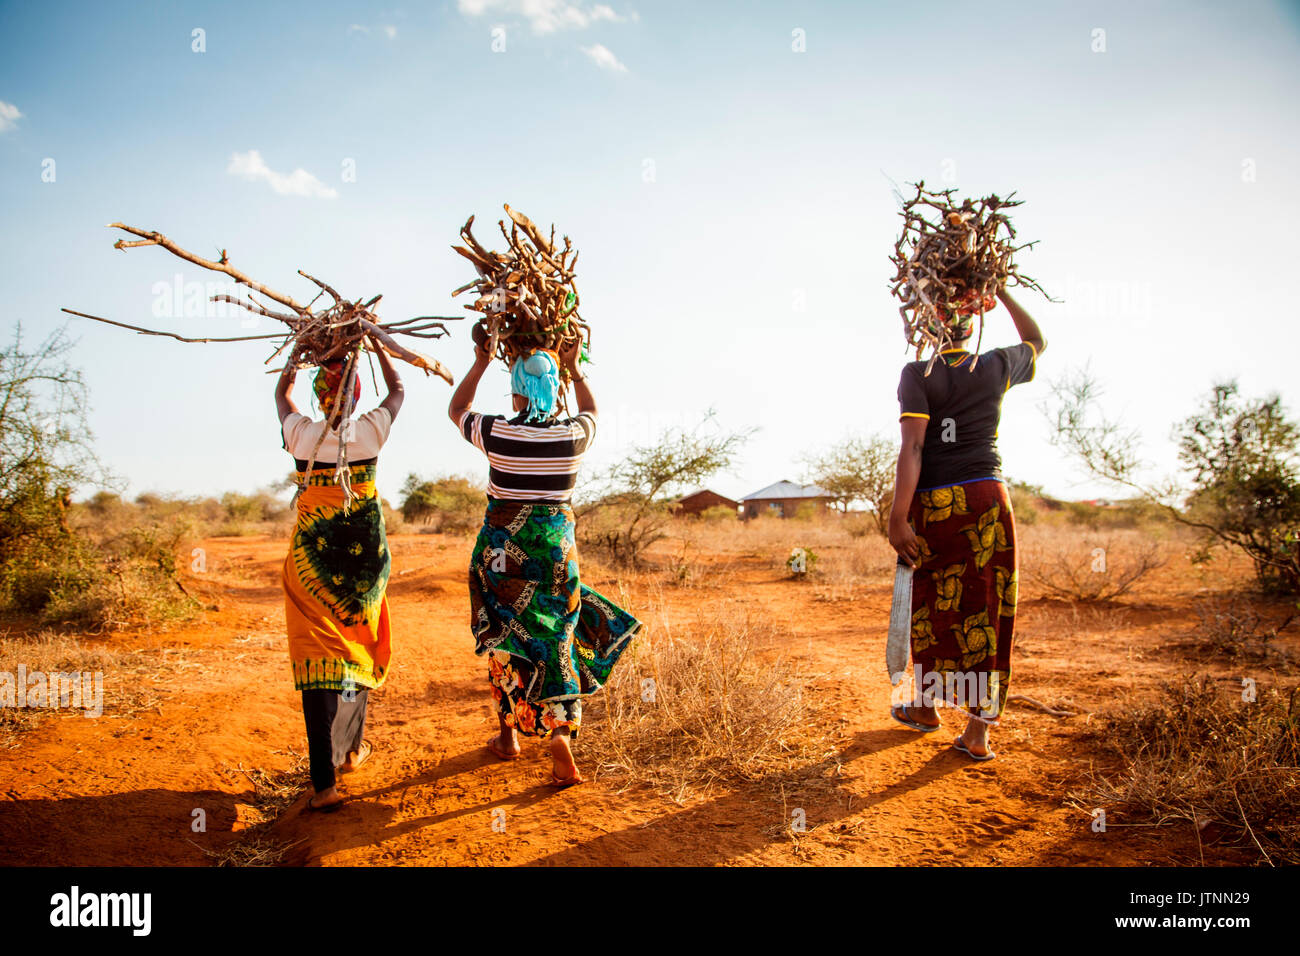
top-left (510, 349), bottom-right (561, 423)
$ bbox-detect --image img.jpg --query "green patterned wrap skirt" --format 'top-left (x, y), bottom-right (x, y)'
top-left (469, 499), bottom-right (641, 739)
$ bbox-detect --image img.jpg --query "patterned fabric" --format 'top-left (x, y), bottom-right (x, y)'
top-left (907, 478), bottom-right (1017, 723)
top-left (469, 499), bottom-right (640, 739)
top-left (313, 358), bottom-right (361, 419)
top-left (282, 462), bottom-right (392, 691)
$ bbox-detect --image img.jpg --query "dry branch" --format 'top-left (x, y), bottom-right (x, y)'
top-left (65, 222), bottom-right (465, 505)
top-left (69, 223), bottom-right (461, 385)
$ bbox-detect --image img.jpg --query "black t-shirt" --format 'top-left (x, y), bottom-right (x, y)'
top-left (896, 344), bottom-right (1037, 490)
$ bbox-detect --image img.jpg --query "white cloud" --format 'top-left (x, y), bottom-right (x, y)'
top-left (458, 0), bottom-right (625, 34)
top-left (0, 100), bottom-right (23, 133)
top-left (226, 150), bottom-right (338, 199)
top-left (349, 23), bottom-right (396, 39)
top-left (582, 43), bottom-right (627, 72)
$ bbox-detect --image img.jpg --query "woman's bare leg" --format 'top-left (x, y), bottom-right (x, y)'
top-left (490, 713), bottom-right (521, 756)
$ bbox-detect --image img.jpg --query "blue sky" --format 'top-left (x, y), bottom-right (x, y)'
top-left (2, 0), bottom-right (1298, 505)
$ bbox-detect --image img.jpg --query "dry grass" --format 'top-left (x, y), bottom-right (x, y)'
top-left (0, 629), bottom-right (193, 746)
top-left (1075, 675), bottom-right (1300, 865)
top-left (651, 513), bottom-right (895, 602)
top-left (191, 750), bottom-right (313, 867)
top-left (1189, 593), bottom-right (1296, 663)
top-left (583, 605), bottom-right (829, 804)
top-left (200, 835), bottom-right (307, 867)
top-left (1020, 526), bottom-right (1170, 602)
top-left (225, 750), bottom-right (313, 825)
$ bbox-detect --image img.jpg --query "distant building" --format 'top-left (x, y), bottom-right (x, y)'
top-left (740, 480), bottom-right (833, 520)
top-left (674, 489), bottom-right (741, 517)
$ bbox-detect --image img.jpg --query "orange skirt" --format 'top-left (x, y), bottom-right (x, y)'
top-left (282, 464), bottom-right (392, 691)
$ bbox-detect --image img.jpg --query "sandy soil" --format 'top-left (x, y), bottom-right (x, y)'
top-left (1, 525), bottom-right (1292, 867)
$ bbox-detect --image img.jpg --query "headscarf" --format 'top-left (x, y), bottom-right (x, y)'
top-left (922, 288), bottom-right (994, 341)
top-left (510, 349), bottom-right (561, 423)
top-left (313, 358), bottom-right (361, 422)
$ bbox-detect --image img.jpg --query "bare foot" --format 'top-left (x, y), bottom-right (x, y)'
top-left (338, 739), bottom-right (373, 773)
top-left (549, 730), bottom-right (582, 786)
top-left (487, 733), bottom-right (521, 760)
top-left (488, 713), bottom-right (522, 760)
top-left (307, 786), bottom-right (345, 811)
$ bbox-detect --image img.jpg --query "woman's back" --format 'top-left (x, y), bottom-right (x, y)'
top-left (897, 343), bottom-right (1036, 489)
top-left (458, 409), bottom-right (596, 502)
top-left (282, 407), bottom-right (394, 470)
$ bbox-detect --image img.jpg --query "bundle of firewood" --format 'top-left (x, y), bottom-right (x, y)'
top-left (889, 182), bottom-right (1051, 368)
top-left (63, 223), bottom-right (462, 501)
top-left (65, 223), bottom-right (459, 383)
top-left (451, 204), bottom-right (589, 377)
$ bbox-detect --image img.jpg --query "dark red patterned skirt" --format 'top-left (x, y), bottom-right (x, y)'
top-left (907, 478), bottom-right (1017, 723)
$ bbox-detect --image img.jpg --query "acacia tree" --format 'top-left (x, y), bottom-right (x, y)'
top-left (1044, 368), bottom-right (1300, 594)
top-left (578, 415), bottom-right (751, 566)
top-left (0, 324), bottom-right (109, 561)
top-left (801, 434), bottom-right (895, 534)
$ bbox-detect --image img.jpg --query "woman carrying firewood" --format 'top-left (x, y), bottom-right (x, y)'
top-left (275, 335), bottom-right (403, 811)
top-left (887, 289), bottom-right (1046, 762)
top-left (447, 326), bottom-right (640, 788)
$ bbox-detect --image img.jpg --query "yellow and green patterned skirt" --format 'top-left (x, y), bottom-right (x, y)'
top-left (907, 478), bottom-right (1017, 723)
top-left (282, 464), bottom-right (392, 691)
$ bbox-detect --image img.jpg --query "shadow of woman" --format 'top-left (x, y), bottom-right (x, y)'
top-left (267, 745), bottom-right (562, 864)
top-left (521, 728), bottom-right (968, 866)
top-left (1, 787), bottom-right (255, 866)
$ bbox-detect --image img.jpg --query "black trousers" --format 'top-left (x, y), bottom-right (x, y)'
top-left (301, 687), bottom-right (369, 792)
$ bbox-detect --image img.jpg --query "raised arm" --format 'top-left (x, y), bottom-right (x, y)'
top-left (275, 363), bottom-right (299, 424)
top-left (560, 337), bottom-right (596, 417)
top-left (997, 287), bottom-right (1046, 355)
top-left (888, 417), bottom-right (927, 567)
top-left (448, 324), bottom-right (492, 425)
top-left (370, 336), bottom-right (405, 421)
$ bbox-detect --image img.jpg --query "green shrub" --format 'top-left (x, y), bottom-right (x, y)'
top-left (399, 474), bottom-right (485, 534)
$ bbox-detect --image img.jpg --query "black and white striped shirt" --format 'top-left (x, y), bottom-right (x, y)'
top-left (458, 410), bottom-right (597, 502)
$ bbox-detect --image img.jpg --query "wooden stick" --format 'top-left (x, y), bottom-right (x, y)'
top-left (61, 309), bottom-right (288, 342)
top-left (107, 223), bottom-right (308, 315)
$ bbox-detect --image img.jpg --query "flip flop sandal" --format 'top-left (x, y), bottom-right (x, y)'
top-left (338, 740), bottom-right (373, 774)
top-left (549, 771), bottom-right (584, 789)
top-left (890, 704), bottom-right (941, 733)
top-left (952, 737), bottom-right (996, 762)
top-left (486, 736), bottom-right (521, 761)
top-left (305, 795), bottom-right (346, 814)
